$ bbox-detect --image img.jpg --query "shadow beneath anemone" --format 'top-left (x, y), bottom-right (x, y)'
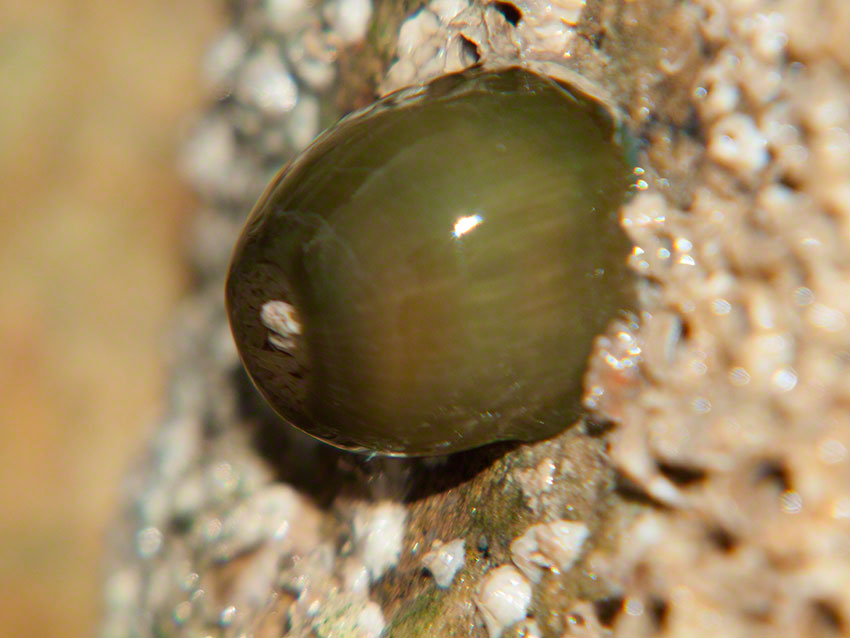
top-left (233, 367), bottom-right (353, 507)
top-left (233, 367), bottom-right (517, 507)
top-left (402, 441), bottom-right (518, 504)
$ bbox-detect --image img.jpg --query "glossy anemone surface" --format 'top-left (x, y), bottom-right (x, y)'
top-left (226, 67), bottom-right (635, 456)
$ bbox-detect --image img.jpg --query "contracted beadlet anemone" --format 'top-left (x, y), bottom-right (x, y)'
top-left (225, 66), bottom-right (635, 456)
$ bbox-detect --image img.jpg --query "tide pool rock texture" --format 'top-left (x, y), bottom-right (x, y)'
top-left (102, 1), bottom-right (850, 637)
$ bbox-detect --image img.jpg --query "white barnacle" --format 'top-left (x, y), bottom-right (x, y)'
top-left (236, 45), bottom-right (298, 117)
top-left (352, 501), bottom-right (407, 582)
top-left (707, 113), bottom-right (768, 177)
top-left (261, 300), bottom-right (302, 351)
top-left (475, 565), bottom-right (532, 638)
top-left (209, 484), bottom-right (321, 562)
top-left (422, 538), bottom-right (465, 588)
top-left (510, 520), bottom-right (590, 583)
top-left (324, 0), bottom-right (373, 44)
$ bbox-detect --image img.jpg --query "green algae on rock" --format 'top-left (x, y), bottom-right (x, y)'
top-left (225, 67), bottom-right (635, 456)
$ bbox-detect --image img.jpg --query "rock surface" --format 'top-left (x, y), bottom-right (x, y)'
top-left (101, 1), bottom-right (850, 637)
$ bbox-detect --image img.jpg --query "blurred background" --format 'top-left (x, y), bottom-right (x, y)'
top-left (0, 1), bottom-right (220, 636)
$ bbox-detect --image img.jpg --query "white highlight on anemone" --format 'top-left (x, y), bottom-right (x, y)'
top-left (453, 213), bottom-right (483, 238)
top-left (261, 300), bottom-right (301, 351)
